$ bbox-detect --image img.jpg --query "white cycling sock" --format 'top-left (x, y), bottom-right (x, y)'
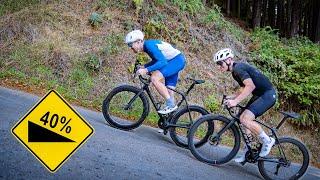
top-left (259, 131), bottom-right (271, 144)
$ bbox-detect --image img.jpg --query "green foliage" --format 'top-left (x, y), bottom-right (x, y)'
top-left (133, 0), bottom-right (144, 15)
top-left (144, 20), bottom-right (169, 39)
top-left (201, 5), bottom-right (224, 28)
top-left (143, 19), bottom-right (185, 44)
top-left (95, 0), bottom-right (109, 9)
top-left (69, 67), bottom-right (94, 98)
top-left (0, 0), bottom-right (40, 17)
top-left (103, 33), bottom-right (124, 55)
top-left (171, 0), bottom-right (204, 16)
top-left (154, 0), bottom-right (166, 6)
top-left (0, 67), bottom-right (26, 79)
top-left (201, 5), bottom-right (245, 41)
top-left (289, 109), bottom-right (320, 127)
top-left (249, 27), bottom-right (320, 126)
top-left (84, 54), bottom-right (101, 72)
top-left (128, 53), bottom-right (149, 73)
top-left (136, 53), bottom-right (149, 64)
top-left (204, 94), bottom-right (220, 113)
top-left (95, 0), bottom-right (128, 9)
top-left (89, 12), bottom-right (103, 27)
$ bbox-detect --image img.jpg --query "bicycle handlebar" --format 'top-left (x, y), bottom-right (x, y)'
top-left (221, 95), bottom-right (245, 119)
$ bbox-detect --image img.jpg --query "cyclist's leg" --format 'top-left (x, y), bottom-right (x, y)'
top-left (151, 54), bottom-right (185, 99)
top-left (165, 73), bottom-right (179, 104)
top-left (243, 90), bottom-right (277, 156)
top-left (239, 110), bottom-right (262, 135)
top-left (241, 95), bottom-right (259, 135)
top-left (241, 90), bottom-right (276, 134)
top-left (150, 71), bottom-right (170, 100)
top-left (157, 54), bottom-right (185, 114)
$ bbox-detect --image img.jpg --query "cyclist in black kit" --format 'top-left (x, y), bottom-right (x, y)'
top-left (213, 48), bottom-right (277, 163)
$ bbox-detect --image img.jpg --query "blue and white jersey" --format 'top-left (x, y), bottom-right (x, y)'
top-left (143, 40), bottom-right (181, 72)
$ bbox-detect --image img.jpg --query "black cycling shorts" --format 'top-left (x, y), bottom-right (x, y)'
top-left (245, 89), bottom-right (277, 118)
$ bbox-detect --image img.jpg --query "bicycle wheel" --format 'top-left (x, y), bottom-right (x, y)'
top-left (102, 85), bottom-right (150, 130)
top-left (188, 114), bottom-right (240, 165)
top-left (169, 105), bottom-right (211, 148)
top-left (258, 137), bottom-right (310, 180)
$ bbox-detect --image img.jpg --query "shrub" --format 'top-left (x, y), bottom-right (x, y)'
top-left (249, 27), bottom-right (320, 126)
top-left (89, 12), bottom-right (103, 27)
top-left (103, 33), bottom-right (124, 55)
top-left (171, 0), bottom-right (204, 16)
top-left (133, 0), bottom-right (144, 15)
top-left (204, 94), bottom-right (220, 113)
top-left (84, 54), bottom-right (101, 72)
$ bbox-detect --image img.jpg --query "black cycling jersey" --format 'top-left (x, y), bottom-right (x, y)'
top-left (232, 62), bottom-right (274, 96)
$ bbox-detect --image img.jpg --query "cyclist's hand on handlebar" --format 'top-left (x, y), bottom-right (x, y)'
top-left (226, 95), bottom-right (237, 100)
top-left (136, 65), bottom-right (144, 69)
top-left (225, 99), bottom-right (239, 108)
top-left (136, 68), bottom-right (148, 76)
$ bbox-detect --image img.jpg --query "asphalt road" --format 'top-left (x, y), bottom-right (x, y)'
top-left (1, 87), bottom-right (319, 179)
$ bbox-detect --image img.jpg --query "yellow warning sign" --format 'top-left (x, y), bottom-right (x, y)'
top-left (11, 90), bottom-right (94, 172)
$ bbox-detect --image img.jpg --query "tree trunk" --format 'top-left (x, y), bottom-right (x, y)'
top-left (261, 0), bottom-right (268, 27)
top-left (268, 0), bottom-right (275, 28)
top-left (227, 0), bottom-right (231, 16)
top-left (238, 0), bottom-right (241, 18)
top-left (290, 0), bottom-right (301, 37)
top-left (252, 0), bottom-right (262, 28)
top-left (308, 0), bottom-right (314, 38)
top-left (311, 0), bottom-right (320, 42)
top-left (286, 0), bottom-right (292, 37)
top-left (299, 2), bottom-right (305, 35)
top-left (277, 0), bottom-right (285, 35)
top-left (315, 10), bottom-right (320, 43)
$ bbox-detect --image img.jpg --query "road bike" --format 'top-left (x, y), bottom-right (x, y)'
top-left (188, 95), bottom-right (310, 179)
top-left (102, 60), bottom-right (213, 148)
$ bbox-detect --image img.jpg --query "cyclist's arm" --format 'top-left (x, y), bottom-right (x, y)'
top-left (227, 89), bottom-right (242, 99)
top-left (145, 45), bottom-right (168, 72)
top-left (144, 60), bottom-right (155, 68)
top-left (234, 79), bottom-right (255, 103)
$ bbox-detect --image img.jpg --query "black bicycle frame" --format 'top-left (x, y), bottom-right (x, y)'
top-left (125, 75), bottom-right (199, 129)
top-left (214, 100), bottom-right (290, 165)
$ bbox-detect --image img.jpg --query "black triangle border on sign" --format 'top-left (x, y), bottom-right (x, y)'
top-left (11, 90), bottom-right (94, 173)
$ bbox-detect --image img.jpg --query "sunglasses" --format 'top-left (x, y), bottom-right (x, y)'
top-left (216, 61), bottom-right (224, 66)
top-left (127, 42), bottom-right (134, 48)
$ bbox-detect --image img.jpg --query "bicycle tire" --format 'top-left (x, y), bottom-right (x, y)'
top-left (258, 137), bottom-right (310, 180)
top-left (102, 85), bottom-right (150, 130)
top-left (169, 105), bottom-right (211, 148)
top-left (188, 114), bottom-right (241, 165)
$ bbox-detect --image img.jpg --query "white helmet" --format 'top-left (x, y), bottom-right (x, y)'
top-left (125, 30), bottom-right (144, 44)
top-left (213, 48), bottom-right (234, 62)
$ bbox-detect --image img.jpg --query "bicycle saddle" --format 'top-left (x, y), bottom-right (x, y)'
top-left (280, 111), bottom-right (300, 119)
top-left (187, 77), bottom-right (205, 84)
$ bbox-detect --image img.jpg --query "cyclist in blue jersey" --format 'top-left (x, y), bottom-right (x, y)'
top-left (125, 30), bottom-right (186, 114)
top-left (213, 48), bottom-right (277, 162)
